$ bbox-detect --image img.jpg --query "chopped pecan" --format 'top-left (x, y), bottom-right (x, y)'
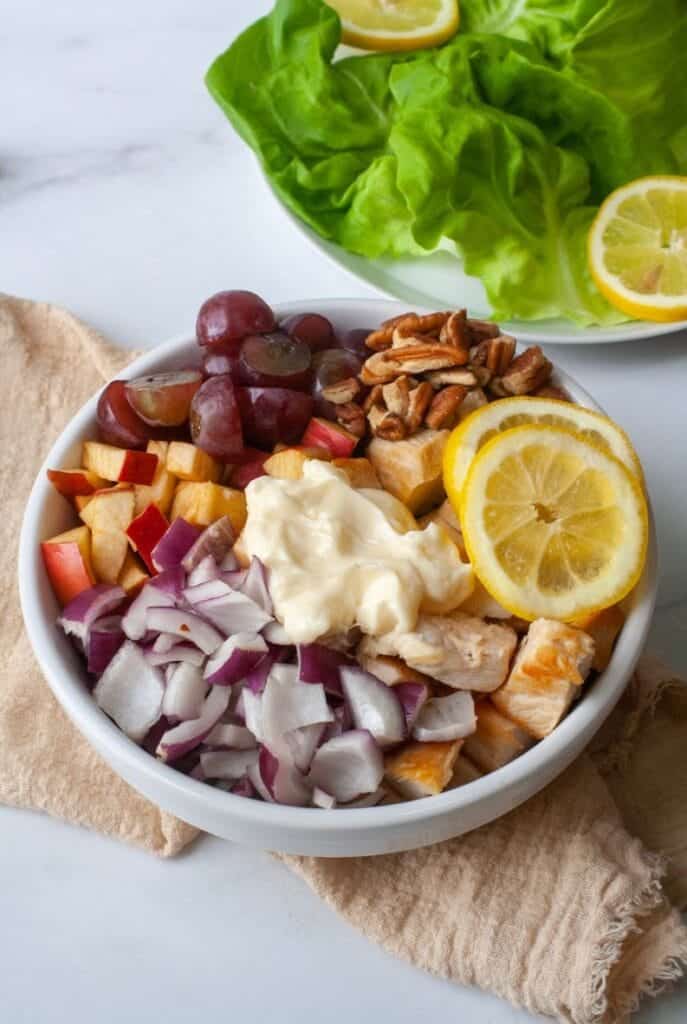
top-left (367, 405), bottom-right (406, 441)
top-left (362, 383), bottom-right (384, 413)
top-left (365, 313), bottom-right (414, 352)
top-left (382, 375), bottom-right (411, 418)
top-left (322, 376), bottom-right (360, 405)
top-left (439, 310), bottom-right (470, 356)
top-left (426, 368), bottom-right (478, 389)
top-left (391, 311), bottom-right (451, 349)
top-left (500, 346), bottom-right (552, 395)
top-left (470, 334), bottom-right (516, 376)
top-left (466, 318), bottom-right (500, 343)
top-left (533, 385), bottom-right (571, 402)
top-left (361, 343), bottom-right (468, 385)
top-left (425, 385), bottom-right (467, 430)
top-left (405, 381), bottom-right (433, 433)
top-left (335, 402), bottom-right (366, 438)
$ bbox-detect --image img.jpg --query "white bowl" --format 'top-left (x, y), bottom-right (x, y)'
top-left (18, 299), bottom-right (657, 857)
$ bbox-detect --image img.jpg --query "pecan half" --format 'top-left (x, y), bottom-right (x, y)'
top-left (368, 405), bottom-right (406, 441)
top-left (426, 368), bottom-right (478, 389)
top-left (500, 346), bottom-right (552, 395)
top-left (361, 343), bottom-right (468, 385)
top-left (470, 334), bottom-right (516, 376)
top-left (362, 383), bottom-right (384, 414)
top-left (405, 381), bottom-right (433, 433)
top-left (335, 402), bottom-right (366, 438)
top-left (382, 375), bottom-right (411, 418)
top-left (466, 318), bottom-right (500, 343)
top-left (365, 313), bottom-right (414, 352)
top-left (439, 310), bottom-right (470, 355)
top-left (322, 376), bottom-right (360, 405)
top-left (391, 311), bottom-right (451, 349)
top-left (425, 385), bottom-right (467, 430)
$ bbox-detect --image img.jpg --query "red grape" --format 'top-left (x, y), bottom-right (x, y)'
top-left (196, 291), bottom-right (275, 349)
top-left (311, 348), bottom-right (362, 418)
top-left (236, 332), bottom-right (312, 391)
top-left (97, 380), bottom-right (154, 449)
top-left (189, 375), bottom-right (244, 461)
top-left (202, 343), bottom-right (240, 378)
top-left (339, 328), bottom-right (372, 361)
top-left (125, 370), bottom-right (202, 426)
top-left (236, 387), bottom-right (313, 449)
top-left (281, 313), bottom-right (334, 353)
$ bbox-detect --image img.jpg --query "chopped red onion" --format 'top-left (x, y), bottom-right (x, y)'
top-left (147, 566), bottom-right (185, 600)
top-left (258, 747), bottom-right (311, 807)
top-left (321, 702), bottom-right (351, 742)
top-left (195, 591), bottom-right (272, 636)
top-left (220, 550), bottom-right (239, 572)
top-left (262, 620), bottom-right (292, 645)
top-left (242, 690), bottom-right (263, 741)
top-left (152, 632), bottom-right (178, 653)
top-left (58, 584), bottom-right (126, 645)
top-left (162, 662), bottom-right (207, 721)
top-left (412, 691), bottom-right (476, 742)
top-left (297, 643), bottom-right (355, 697)
top-left (157, 686), bottom-right (230, 762)
top-left (145, 607), bottom-right (223, 654)
top-left (204, 722), bottom-right (257, 749)
top-left (395, 682), bottom-right (429, 731)
top-left (151, 517), bottom-right (201, 572)
top-left (247, 759), bottom-right (271, 801)
top-left (204, 633), bottom-right (268, 686)
top-left (93, 640), bottom-right (164, 742)
top-left (312, 787), bottom-right (336, 809)
top-left (145, 643), bottom-right (206, 667)
top-left (283, 722), bottom-right (327, 773)
top-left (183, 578), bottom-right (232, 605)
top-left (222, 569), bottom-right (248, 589)
top-left (308, 731), bottom-right (384, 803)
top-left (122, 582), bottom-right (175, 642)
top-left (262, 665), bottom-right (333, 750)
top-left (181, 516), bottom-right (235, 573)
top-left (87, 615), bottom-right (124, 675)
top-left (229, 776), bottom-right (257, 798)
top-left (187, 555), bottom-right (221, 588)
top-left (340, 667), bottom-right (406, 748)
top-left (239, 557), bottom-right (273, 615)
top-left (200, 748), bottom-right (259, 780)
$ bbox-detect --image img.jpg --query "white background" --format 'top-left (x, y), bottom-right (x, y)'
top-left (2, 2), bottom-right (686, 1021)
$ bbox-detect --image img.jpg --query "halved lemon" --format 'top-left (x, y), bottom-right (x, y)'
top-left (326, 0), bottom-right (459, 51)
top-left (588, 176), bottom-right (687, 322)
top-left (459, 424), bottom-right (648, 622)
top-left (443, 396), bottom-right (642, 506)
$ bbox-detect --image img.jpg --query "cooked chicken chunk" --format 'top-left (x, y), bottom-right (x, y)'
top-left (361, 612), bottom-right (517, 691)
top-left (449, 755), bottom-right (483, 788)
top-left (385, 739), bottom-right (462, 799)
top-left (358, 653), bottom-right (435, 688)
top-left (462, 702), bottom-right (532, 772)
top-left (574, 605), bottom-right (624, 672)
top-left (367, 429), bottom-right (449, 515)
top-left (491, 618), bottom-right (595, 739)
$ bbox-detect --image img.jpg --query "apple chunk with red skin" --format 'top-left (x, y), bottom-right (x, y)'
top-left (83, 441), bottom-right (158, 486)
top-left (300, 417), bottom-right (358, 458)
top-left (126, 503), bottom-right (169, 573)
top-left (41, 526), bottom-right (95, 605)
top-left (80, 486), bottom-right (135, 584)
top-left (46, 467), bottom-right (106, 497)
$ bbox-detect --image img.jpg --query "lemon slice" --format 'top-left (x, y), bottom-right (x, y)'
top-left (459, 424), bottom-right (648, 622)
top-left (326, 0), bottom-right (459, 51)
top-left (443, 396), bottom-right (641, 505)
top-left (588, 175), bottom-right (687, 322)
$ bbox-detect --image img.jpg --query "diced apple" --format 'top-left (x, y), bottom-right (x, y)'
top-left (300, 417), bottom-right (358, 458)
top-left (263, 447), bottom-right (330, 481)
top-left (79, 486), bottom-right (135, 532)
top-left (91, 528), bottom-right (130, 585)
top-left (83, 441), bottom-right (158, 485)
top-left (171, 481), bottom-right (246, 532)
top-left (384, 740), bottom-right (462, 799)
top-left (166, 442), bottom-right (221, 483)
top-left (126, 503), bottom-right (169, 572)
top-left (134, 440), bottom-right (177, 517)
top-left (462, 702), bottom-right (532, 773)
top-left (367, 428), bottom-right (450, 514)
top-left (46, 467), bottom-right (106, 497)
top-left (230, 449), bottom-right (270, 490)
top-left (331, 457), bottom-right (381, 489)
top-left (118, 549), bottom-right (149, 595)
top-left (74, 494), bottom-right (93, 513)
top-left (41, 526), bottom-right (95, 605)
top-left (575, 606), bottom-right (625, 672)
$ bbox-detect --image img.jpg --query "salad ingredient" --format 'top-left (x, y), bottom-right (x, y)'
top-left (300, 417), bottom-right (358, 458)
top-left (47, 468), bottom-right (105, 497)
top-left (202, 749), bottom-right (259, 781)
top-left (236, 386), bottom-right (313, 449)
top-left (189, 375), bottom-right (244, 461)
top-left (196, 290), bottom-right (276, 349)
top-left (166, 442), bottom-right (221, 483)
top-left (236, 332), bottom-right (312, 391)
top-left (394, 682), bottom-right (429, 730)
top-left (367, 429), bottom-right (449, 514)
top-left (331, 457), bottom-right (380, 489)
top-left (202, 342), bottom-right (240, 378)
top-left (413, 691), bottom-right (476, 742)
top-left (83, 441), bottom-right (158, 486)
top-left (384, 739), bottom-right (461, 798)
top-left (157, 686), bottom-right (231, 762)
top-left (241, 460), bottom-right (473, 643)
top-left (339, 328), bottom-right (372, 361)
top-left (256, 747), bottom-right (311, 806)
top-left (97, 380), bottom-right (153, 449)
top-left (312, 348), bottom-right (362, 418)
top-left (325, 0), bottom-right (459, 51)
top-left (80, 487), bottom-right (135, 585)
top-left (297, 643), bottom-right (352, 696)
top-left (121, 568), bottom-right (183, 639)
top-left (263, 446), bottom-right (330, 481)
top-left (240, 556), bottom-right (273, 614)
top-left (134, 441), bottom-right (177, 517)
top-left (125, 504), bottom-right (169, 572)
top-left (575, 605), bottom-right (625, 673)
top-left (87, 615), bottom-right (125, 675)
top-left (162, 662), bottom-right (207, 721)
top-left (192, 589), bottom-right (272, 636)
top-left (262, 666), bottom-right (333, 741)
top-left (93, 641), bottom-right (165, 742)
top-left (205, 723), bottom-right (256, 749)
top-left (204, 634), bottom-right (269, 686)
top-left (491, 619), bottom-right (594, 739)
top-left (145, 643), bottom-right (205, 668)
top-left (462, 703), bottom-right (532, 774)
top-left (308, 731), bottom-right (384, 803)
top-left (151, 517), bottom-right (201, 572)
top-left (57, 583), bottom-right (126, 645)
top-left (340, 666), bottom-right (406, 747)
top-left (41, 526), bottom-right (95, 605)
top-left (459, 424), bottom-right (649, 621)
top-left (282, 313), bottom-right (335, 352)
top-left (181, 516), bottom-right (236, 573)
top-left (145, 607), bottom-right (223, 654)
top-left (125, 370), bottom-right (202, 427)
top-left (588, 175), bottom-right (687, 322)
top-left (170, 481), bottom-right (247, 531)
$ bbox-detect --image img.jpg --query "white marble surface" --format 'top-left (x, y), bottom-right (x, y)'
top-left (2, 2), bottom-right (686, 1021)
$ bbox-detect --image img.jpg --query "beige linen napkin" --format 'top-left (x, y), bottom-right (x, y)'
top-left (2, 293), bottom-right (686, 1023)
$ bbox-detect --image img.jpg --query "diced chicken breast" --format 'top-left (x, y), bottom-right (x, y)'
top-left (462, 702), bottom-right (532, 772)
top-left (449, 755), bottom-right (483, 788)
top-left (362, 612), bottom-right (517, 692)
top-left (574, 606), bottom-right (625, 672)
top-left (491, 618), bottom-right (595, 740)
top-left (384, 739), bottom-right (462, 799)
top-left (357, 653), bottom-right (435, 688)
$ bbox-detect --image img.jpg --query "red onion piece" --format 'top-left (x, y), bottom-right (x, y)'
top-left (204, 722), bottom-right (256, 749)
top-left (180, 516), bottom-right (235, 573)
top-left (151, 517), bottom-right (201, 572)
top-left (262, 665), bottom-right (333, 748)
top-left (412, 691), bottom-right (476, 742)
top-left (308, 731), bottom-right (383, 803)
top-left (203, 633), bottom-right (268, 686)
top-left (183, 578), bottom-right (232, 605)
top-left (239, 557), bottom-right (273, 615)
top-left (230, 776), bottom-right (258, 798)
top-left (340, 667), bottom-right (406, 748)
top-left (222, 569), bottom-right (247, 589)
top-left (145, 643), bottom-right (206, 667)
top-left (242, 690), bottom-right (263, 741)
top-left (122, 580), bottom-right (176, 642)
top-left (162, 662), bottom-right (207, 721)
top-left (157, 686), bottom-right (230, 762)
top-left (297, 643), bottom-right (355, 697)
top-left (187, 555), bottom-right (221, 587)
top-left (93, 640), bottom-right (165, 742)
top-left (145, 607), bottom-right (223, 654)
top-left (258, 746), bottom-right (311, 807)
top-left (153, 632), bottom-right (178, 653)
top-left (395, 682), bottom-right (429, 731)
top-left (262, 620), bottom-right (291, 645)
top-left (195, 591), bottom-right (272, 636)
top-left (200, 748), bottom-right (259, 780)
top-left (147, 566), bottom-right (186, 600)
top-left (283, 722), bottom-right (327, 773)
top-left (87, 615), bottom-right (124, 675)
top-left (321, 702), bottom-right (351, 742)
top-left (58, 584), bottom-right (126, 645)
top-left (220, 551), bottom-right (239, 572)
top-left (247, 759), bottom-right (271, 801)
top-left (312, 787), bottom-right (336, 809)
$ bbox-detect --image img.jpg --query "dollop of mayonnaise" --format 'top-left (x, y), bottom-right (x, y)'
top-left (242, 461), bottom-right (473, 644)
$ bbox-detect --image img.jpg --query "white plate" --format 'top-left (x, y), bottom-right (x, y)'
top-left (264, 176), bottom-right (687, 345)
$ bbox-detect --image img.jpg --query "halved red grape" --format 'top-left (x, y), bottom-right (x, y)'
top-left (236, 387), bottom-right (313, 449)
top-left (97, 380), bottom-right (154, 449)
top-left (236, 332), bottom-right (312, 391)
top-left (339, 328), bottom-right (372, 361)
top-left (202, 343), bottom-right (240, 379)
top-left (311, 348), bottom-right (362, 418)
top-left (125, 370), bottom-right (202, 427)
top-left (189, 375), bottom-right (244, 461)
top-left (196, 291), bottom-right (275, 349)
top-left (281, 313), bottom-right (334, 353)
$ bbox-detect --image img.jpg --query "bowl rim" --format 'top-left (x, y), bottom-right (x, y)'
top-left (18, 298), bottom-right (658, 839)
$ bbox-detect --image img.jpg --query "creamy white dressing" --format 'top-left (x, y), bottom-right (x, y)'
top-left (242, 462), bottom-right (473, 644)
